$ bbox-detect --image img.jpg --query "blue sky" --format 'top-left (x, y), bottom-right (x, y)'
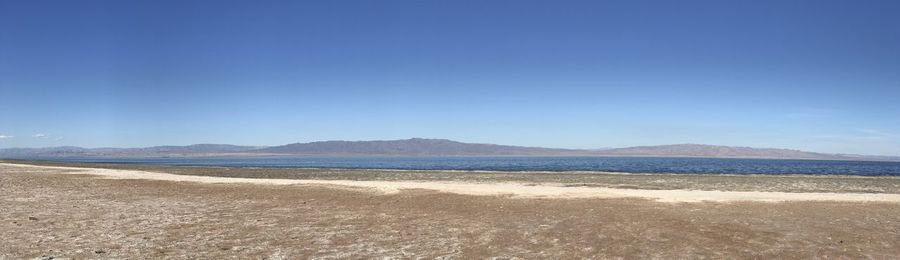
top-left (1, 0), bottom-right (899, 155)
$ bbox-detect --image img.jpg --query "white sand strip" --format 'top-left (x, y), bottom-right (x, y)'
top-left (4, 162), bottom-right (900, 203)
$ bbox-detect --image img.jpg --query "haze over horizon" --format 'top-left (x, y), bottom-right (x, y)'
top-left (2, 1), bottom-right (899, 156)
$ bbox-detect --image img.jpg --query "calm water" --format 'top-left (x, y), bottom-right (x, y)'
top-left (31, 156), bottom-right (900, 176)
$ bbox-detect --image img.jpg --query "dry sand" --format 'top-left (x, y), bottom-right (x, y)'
top-left (4, 162), bottom-right (900, 258)
top-left (3, 162), bottom-right (900, 203)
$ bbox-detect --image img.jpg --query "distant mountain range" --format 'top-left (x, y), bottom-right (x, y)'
top-left (0, 144), bottom-right (262, 157)
top-left (1, 138), bottom-right (898, 161)
top-left (597, 144), bottom-right (851, 160)
top-left (255, 138), bottom-right (585, 156)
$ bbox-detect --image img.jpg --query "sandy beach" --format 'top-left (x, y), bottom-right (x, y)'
top-left (4, 162), bottom-right (900, 203)
top-left (3, 161), bottom-right (900, 258)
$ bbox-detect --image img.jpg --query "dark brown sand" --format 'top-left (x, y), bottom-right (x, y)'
top-left (2, 162), bottom-right (900, 258)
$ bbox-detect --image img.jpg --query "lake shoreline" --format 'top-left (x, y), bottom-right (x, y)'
top-left (7, 156), bottom-right (900, 178)
top-left (5, 161), bottom-right (900, 258)
top-left (4, 159), bottom-right (900, 195)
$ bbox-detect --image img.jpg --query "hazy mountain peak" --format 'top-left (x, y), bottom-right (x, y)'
top-left (2, 139), bottom-right (897, 161)
top-left (599, 143), bottom-right (841, 159)
top-left (254, 138), bottom-right (575, 156)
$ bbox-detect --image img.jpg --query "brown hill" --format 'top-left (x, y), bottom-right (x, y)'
top-left (252, 138), bottom-right (583, 156)
top-left (595, 144), bottom-right (850, 160)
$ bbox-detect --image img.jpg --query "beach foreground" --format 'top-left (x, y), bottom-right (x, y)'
top-left (2, 162), bottom-right (900, 258)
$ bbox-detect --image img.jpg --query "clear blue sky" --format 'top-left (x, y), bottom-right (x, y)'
top-left (1, 0), bottom-right (899, 155)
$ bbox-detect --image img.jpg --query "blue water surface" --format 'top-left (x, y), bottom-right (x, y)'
top-left (26, 156), bottom-right (900, 176)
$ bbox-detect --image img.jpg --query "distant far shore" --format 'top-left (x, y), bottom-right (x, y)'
top-left (3, 138), bottom-right (898, 161)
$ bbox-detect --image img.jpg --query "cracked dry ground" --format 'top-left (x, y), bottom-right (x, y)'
top-left (2, 166), bottom-right (900, 259)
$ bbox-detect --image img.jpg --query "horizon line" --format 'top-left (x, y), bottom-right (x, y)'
top-left (2, 137), bottom-right (899, 157)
